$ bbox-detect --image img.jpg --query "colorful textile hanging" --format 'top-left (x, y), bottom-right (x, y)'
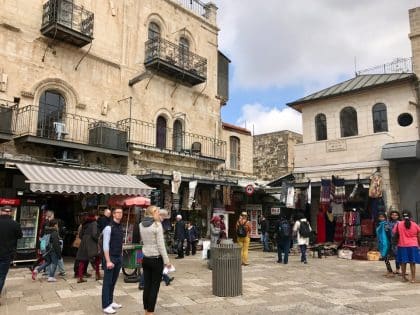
top-left (368, 173), bottom-right (383, 198)
top-left (333, 176), bottom-right (346, 204)
top-left (320, 179), bottom-right (331, 205)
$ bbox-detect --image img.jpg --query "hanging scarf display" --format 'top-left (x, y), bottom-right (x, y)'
top-left (369, 172), bottom-right (383, 198)
top-left (320, 179), bottom-right (331, 205)
top-left (333, 176), bottom-right (346, 204)
top-left (307, 182), bottom-right (312, 205)
top-left (286, 186), bottom-right (295, 208)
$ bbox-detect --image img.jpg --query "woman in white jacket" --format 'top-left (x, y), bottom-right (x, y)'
top-left (293, 213), bottom-right (312, 264)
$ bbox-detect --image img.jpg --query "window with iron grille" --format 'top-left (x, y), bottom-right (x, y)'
top-left (372, 103), bottom-right (388, 133)
top-left (315, 113), bottom-right (327, 141)
top-left (340, 106), bottom-right (358, 137)
top-left (230, 136), bottom-right (240, 170)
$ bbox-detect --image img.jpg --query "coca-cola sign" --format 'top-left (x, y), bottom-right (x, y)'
top-left (0, 198), bottom-right (21, 206)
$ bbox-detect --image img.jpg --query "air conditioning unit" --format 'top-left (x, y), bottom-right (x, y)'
top-left (57, 150), bottom-right (80, 165)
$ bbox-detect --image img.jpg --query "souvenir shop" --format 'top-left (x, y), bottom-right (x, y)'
top-left (290, 172), bottom-right (386, 258)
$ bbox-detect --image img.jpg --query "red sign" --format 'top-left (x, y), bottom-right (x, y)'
top-left (0, 198), bottom-right (20, 206)
top-left (245, 184), bottom-right (255, 196)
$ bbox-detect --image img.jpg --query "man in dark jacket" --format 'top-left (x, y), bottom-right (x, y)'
top-left (275, 216), bottom-right (292, 264)
top-left (174, 214), bottom-right (186, 259)
top-left (260, 215), bottom-right (270, 252)
top-left (0, 206), bottom-right (22, 299)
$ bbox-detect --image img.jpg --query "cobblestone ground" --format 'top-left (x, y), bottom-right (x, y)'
top-left (1, 250), bottom-right (420, 315)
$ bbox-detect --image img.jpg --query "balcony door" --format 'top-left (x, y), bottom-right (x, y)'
top-left (156, 116), bottom-right (167, 149)
top-left (38, 90), bottom-right (66, 139)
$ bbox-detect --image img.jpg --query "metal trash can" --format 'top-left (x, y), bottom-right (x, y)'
top-left (212, 243), bottom-right (242, 297)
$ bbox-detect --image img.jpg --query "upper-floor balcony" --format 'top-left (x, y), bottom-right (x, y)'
top-left (41, 0), bottom-right (94, 48)
top-left (0, 99), bottom-right (15, 143)
top-left (173, 0), bottom-right (209, 19)
top-left (14, 105), bottom-right (128, 156)
top-left (118, 118), bottom-right (226, 162)
top-left (144, 37), bottom-right (207, 86)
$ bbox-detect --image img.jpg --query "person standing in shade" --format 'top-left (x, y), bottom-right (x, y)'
top-left (388, 209), bottom-right (401, 275)
top-left (140, 206), bottom-right (172, 315)
top-left (101, 208), bottom-right (124, 314)
top-left (174, 214), bottom-right (186, 259)
top-left (236, 212), bottom-right (251, 266)
top-left (275, 216), bottom-right (291, 264)
top-left (260, 215), bottom-right (270, 252)
top-left (0, 206), bottom-right (22, 303)
top-left (293, 213), bottom-right (312, 264)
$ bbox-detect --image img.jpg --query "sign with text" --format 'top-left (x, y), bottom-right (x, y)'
top-left (271, 207), bottom-right (281, 215)
top-left (326, 140), bottom-right (347, 152)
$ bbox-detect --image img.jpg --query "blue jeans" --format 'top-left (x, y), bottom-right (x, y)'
top-left (262, 232), bottom-right (269, 251)
top-left (101, 256), bottom-right (122, 309)
top-left (277, 238), bottom-right (290, 264)
top-left (0, 257), bottom-right (11, 294)
top-left (36, 252), bottom-right (58, 277)
top-left (299, 244), bottom-right (307, 262)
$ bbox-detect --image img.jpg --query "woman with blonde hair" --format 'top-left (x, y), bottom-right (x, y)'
top-left (139, 206), bottom-right (172, 315)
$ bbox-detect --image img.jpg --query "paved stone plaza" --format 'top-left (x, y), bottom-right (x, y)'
top-left (1, 250), bottom-right (420, 315)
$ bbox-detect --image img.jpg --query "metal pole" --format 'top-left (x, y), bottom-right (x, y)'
top-left (129, 96), bottom-right (132, 143)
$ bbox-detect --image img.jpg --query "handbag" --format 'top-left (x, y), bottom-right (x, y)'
top-left (72, 234), bottom-right (81, 248)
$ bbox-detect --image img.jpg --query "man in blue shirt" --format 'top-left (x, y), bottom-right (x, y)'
top-left (101, 208), bottom-right (124, 314)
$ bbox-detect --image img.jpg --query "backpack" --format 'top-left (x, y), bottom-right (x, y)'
top-left (278, 220), bottom-right (290, 238)
top-left (299, 220), bottom-right (312, 238)
top-left (237, 223), bottom-right (247, 237)
top-left (39, 233), bottom-right (51, 255)
top-left (97, 225), bottom-right (111, 256)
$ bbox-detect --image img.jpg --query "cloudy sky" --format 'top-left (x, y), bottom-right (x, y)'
top-left (213, 0), bottom-right (420, 135)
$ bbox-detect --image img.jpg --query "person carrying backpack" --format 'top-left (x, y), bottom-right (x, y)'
top-left (32, 219), bottom-right (62, 282)
top-left (293, 213), bottom-right (312, 264)
top-left (275, 216), bottom-right (291, 264)
top-left (236, 212), bottom-right (251, 266)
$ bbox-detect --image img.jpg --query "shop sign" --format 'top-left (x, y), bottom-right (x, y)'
top-left (326, 140), bottom-right (347, 152)
top-left (271, 207), bottom-right (281, 215)
top-left (0, 198), bottom-right (21, 206)
top-left (245, 184), bottom-right (255, 196)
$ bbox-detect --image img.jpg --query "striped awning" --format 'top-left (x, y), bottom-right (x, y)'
top-left (16, 163), bottom-right (153, 195)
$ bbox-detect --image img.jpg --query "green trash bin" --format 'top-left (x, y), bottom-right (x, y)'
top-left (212, 243), bottom-right (242, 297)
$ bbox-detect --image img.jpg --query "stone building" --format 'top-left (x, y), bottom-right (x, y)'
top-left (253, 130), bottom-right (302, 181)
top-left (287, 7), bottom-right (420, 224)
top-left (0, 0), bottom-right (253, 239)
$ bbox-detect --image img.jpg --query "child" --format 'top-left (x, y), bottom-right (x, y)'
top-left (388, 210), bottom-right (401, 275)
top-left (376, 212), bottom-right (393, 277)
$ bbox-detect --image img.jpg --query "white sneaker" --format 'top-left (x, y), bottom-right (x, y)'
top-left (47, 277), bottom-right (57, 282)
top-left (103, 305), bottom-right (116, 314)
top-left (111, 302), bottom-right (122, 309)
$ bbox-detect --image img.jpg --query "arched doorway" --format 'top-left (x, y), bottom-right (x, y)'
top-left (156, 116), bottom-right (167, 149)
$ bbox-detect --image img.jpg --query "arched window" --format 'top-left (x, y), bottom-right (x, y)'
top-left (315, 113), bottom-right (327, 141)
top-left (179, 37), bottom-right (189, 66)
top-left (372, 103), bottom-right (388, 133)
top-left (173, 120), bottom-right (183, 152)
top-left (148, 22), bottom-right (160, 40)
top-left (38, 90), bottom-right (66, 139)
top-left (156, 116), bottom-right (167, 149)
top-left (340, 106), bottom-right (358, 137)
top-left (230, 136), bottom-right (240, 170)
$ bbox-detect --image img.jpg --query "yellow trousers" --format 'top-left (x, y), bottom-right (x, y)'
top-left (237, 236), bottom-right (250, 264)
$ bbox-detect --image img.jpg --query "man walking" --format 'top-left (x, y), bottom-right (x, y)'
top-left (0, 206), bottom-right (22, 303)
top-left (260, 215), bottom-right (270, 252)
top-left (174, 214), bottom-right (186, 259)
top-left (275, 216), bottom-right (291, 264)
top-left (101, 208), bottom-right (124, 314)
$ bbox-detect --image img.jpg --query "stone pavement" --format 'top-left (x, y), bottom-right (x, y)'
top-left (1, 250), bottom-right (420, 315)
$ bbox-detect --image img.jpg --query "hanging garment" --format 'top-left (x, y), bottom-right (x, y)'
top-left (325, 211), bottom-right (336, 242)
top-left (317, 210), bottom-right (326, 243)
top-left (334, 216), bottom-right (344, 242)
top-left (331, 202), bottom-right (344, 216)
top-left (172, 171), bottom-right (182, 194)
top-left (307, 182), bottom-right (312, 205)
top-left (369, 173), bottom-right (383, 198)
top-left (320, 179), bottom-right (331, 205)
top-left (286, 186), bottom-right (295, 208)
top-left (376, 221), bottom-right (390, 258)
top-left (333, 176), bottom-right (346, 204)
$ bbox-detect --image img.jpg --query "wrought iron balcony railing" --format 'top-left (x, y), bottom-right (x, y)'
top-left (144, 37), bottom-right (207, 86)
top-left (356, 58), bottom-right (413, 76)
top-left (41, 0), bottom-right (94, 47)
top-left (173, 0), bottom-right (209, 19)
top-left (14, 105), bottom-right (127, 152)
top-left (118, 118), bottom-right (226, 161)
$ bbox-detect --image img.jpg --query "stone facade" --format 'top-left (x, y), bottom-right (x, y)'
top-left (0, 0), bottom-right (253, 182)
top-left (253, 130), bottom-right (302, 181)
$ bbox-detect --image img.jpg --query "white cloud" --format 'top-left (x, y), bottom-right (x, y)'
top-left (214, 0), bottom-right (420, 93)
top-left (236, 103), bottom-right (302, 135)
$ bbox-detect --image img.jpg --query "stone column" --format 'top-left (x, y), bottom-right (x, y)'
top-left (204, 2), bottom-right (218, 25)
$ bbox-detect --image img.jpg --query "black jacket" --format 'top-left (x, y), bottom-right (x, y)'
top-left (97, 215), bottom-right (111, 233)
top-left (44, 226), bottom-right (62, 258)
top-left (261, 219), bottom-right (270, 234)
top-left (174, 220), bottom-right (186, 241)
top-left (0, 215), bottom-right (23, 259)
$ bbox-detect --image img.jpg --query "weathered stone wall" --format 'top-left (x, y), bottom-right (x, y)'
top-left (253, 130), bottom-right (302, 181)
